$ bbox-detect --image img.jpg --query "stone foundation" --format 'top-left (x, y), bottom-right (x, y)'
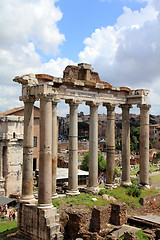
top-left (18, 203), bottom-right (63, 240)
top-left (63, 203), bottom-right (127, 239)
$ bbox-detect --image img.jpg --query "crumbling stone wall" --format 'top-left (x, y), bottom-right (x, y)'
top-left (61, 203), bottom-right (127, 240)
top-left (110, 203), bottom-right (127, 225)
top-left (91, 205), bottom-right (112, 232)
top-left (140, 193), bottom-right (160, 212)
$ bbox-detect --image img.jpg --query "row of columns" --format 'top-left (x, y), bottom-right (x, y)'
top-left (21, 96), bottom-right (150, 207)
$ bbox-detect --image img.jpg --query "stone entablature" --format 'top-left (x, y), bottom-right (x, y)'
top-left (14, 63), bottom-right (149, 106)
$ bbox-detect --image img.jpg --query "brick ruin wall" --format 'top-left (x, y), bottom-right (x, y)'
top-left (61, 202), bottom-right (127, 240)
top-left (140, 193), bottom-right (160, 212)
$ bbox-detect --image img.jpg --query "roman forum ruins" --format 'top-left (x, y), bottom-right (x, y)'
top-left (13, 63), bottom-right (150, 239)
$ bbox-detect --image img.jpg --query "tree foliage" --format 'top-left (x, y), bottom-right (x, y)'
top-left (81, 151), bottom-right (106, 173)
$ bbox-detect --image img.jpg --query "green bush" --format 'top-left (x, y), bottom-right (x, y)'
top-left (126, 185), bottom-right (141, 197)
top-left (99, 189), bottom-right (107, 196)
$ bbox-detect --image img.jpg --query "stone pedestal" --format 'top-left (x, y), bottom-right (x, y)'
top-left (21, 98), bottom-right (35, 203)
top-left (138, 104), bottom-right (151, 186)
top-left (104, 104), bottom-right (115, 186)
top-left (18, 203), bottom-right (62, 240)
top-left (121, 104), bottom-right (132, 186)
top-left (86, 101), bottom-right (99, 192)
top-left (66, 100), bottom-right (80, 195)
top-left (38, 97), bottom-right (53, 208)
top-left (52, 101), bottom-right (59, 198)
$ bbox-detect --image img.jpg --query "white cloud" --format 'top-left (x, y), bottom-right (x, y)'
top-left (79, 0), bottom-right (160, 114)
top-left (0, 0), bottom-right (65, 55)
top-left (0, 0), bottom-right (73, 113)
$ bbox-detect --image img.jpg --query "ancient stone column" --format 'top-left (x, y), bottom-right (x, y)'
top-left (86, 101), bottom-right (99, 192)
top-left (0, 145), bottom-right (4, 180)
top-left (21, 98), bottom-right (35, 203)
top-left (120, 104), bottom-right (132, 186)
top-left (0, 144), bottom-right (5, 196)
top-left (104, 103), bottom-right (115, 186)
top-left (138, 104), bottom-right (151, 187)
top-left (66, 100), bottom-right (80, 195)
top-left (38, 96), bottom-right (53, 208)
top-left (52, 100), bottom-right (59, 198)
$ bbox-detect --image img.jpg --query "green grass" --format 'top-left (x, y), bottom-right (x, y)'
top-left (52, 193), bottom-right (113, 209)
top-left (52, 184), bottom-right (160, 210)
top-left (119, 230), bottom-right (149, 239)
top-left (150, 174), bottom-right (160, 181)
top-left (0, 221), bottom-right (17, 233)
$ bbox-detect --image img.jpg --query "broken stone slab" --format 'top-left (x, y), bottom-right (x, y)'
top-left (110, 224), bottom-right (140, 238)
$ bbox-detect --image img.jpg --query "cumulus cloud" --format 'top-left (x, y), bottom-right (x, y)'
top-left (0, 0), bottom-right (74, 112)
top-left (79, 0), bottom-right (160, 113)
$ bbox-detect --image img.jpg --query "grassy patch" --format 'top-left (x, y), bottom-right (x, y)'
top-left (52, 193), bottom-right (112, 209)
top-left (150, 174), bottom-right (160, 181)
top-left (0, 220), bottom-right (17, 233)
top-left (119, 230), bottom-right (149, 239)
top-left (136, 230), bottom-right (149, 240)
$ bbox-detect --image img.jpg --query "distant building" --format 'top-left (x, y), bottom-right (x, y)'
top-left (0, 116), bottom-right (23, 196)
top-left (0, 106), bottom-right (40, 196)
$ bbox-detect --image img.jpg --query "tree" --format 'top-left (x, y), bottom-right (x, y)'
top-left (81, 151), bottom-right (106, 173)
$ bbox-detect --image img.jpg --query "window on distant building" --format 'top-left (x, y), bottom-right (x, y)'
top-left (34, 136), bottom-right (37, 147)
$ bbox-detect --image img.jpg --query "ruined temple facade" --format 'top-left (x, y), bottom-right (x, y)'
top-left (13, 63), bottom-right (150, 239)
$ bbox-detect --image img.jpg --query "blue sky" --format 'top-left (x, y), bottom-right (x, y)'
top-left (56, 0), bottom-right (147, 61)
top-left (0, 0), bottom-right (159, 116)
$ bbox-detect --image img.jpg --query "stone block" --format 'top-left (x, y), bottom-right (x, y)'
top-left (91, 205), bottom-right (112, 232)
top-left (110, 203), bottom-right (127, 226)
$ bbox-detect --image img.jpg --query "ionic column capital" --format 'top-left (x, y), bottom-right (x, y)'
top-left (86, 101), bottom-right (100, 107)
top-left (52, 99), bottom-right (60, 105)
top-left (137, 104), bottom-right (151, 110)
top-left (103, 103), bottom-right (115, 110)
top-left (39, 94), bottom-right (53, 102)
top-left (65, 99), bottom-right (82, 106)
top-left (22, 96), bottom-right (35, 103)
top-left (119, 104), bottom-right (132, 109)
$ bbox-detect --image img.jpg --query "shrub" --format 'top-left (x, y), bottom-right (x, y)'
top-left (99, 189), bottom-right (107, 196)
top-left (126, 185), bottom-right (141, 197)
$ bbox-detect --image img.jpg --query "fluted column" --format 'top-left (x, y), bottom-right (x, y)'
top-left (21, 97), bottom-right (35, 203)
top-left (120, 104), bottom-right (132, 186)
top-left (38, 96), bottom-right (53, 208)
top-left (86, 101), bottom-right (99, 191)
top-left (52, 100), bottom-right (59, 198)
top-left (138, 104), bottom-right (151, 187)
top-left (66, 100), bottom-right (81, 195)
top-left (104, 103), bottom-right (115, 186)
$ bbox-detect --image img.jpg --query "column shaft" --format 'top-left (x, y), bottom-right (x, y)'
top-left (21, 99), bottom-right (35, 202)
top-left (0, 145), bottom-right (3, 179)
top-left (88, 103), bottom-right (99, 188)
top-left (105, 104), bottom-right (115, 185)
top-left (67, 100), bottom-right (79, 194)
top-left (38, 97), bottom-right (52, 207)
top-left (121, 104), bottom-right (132, 186)
top-left (52, 102), bottom-right (58, 197)
top-left (139, 104), bottom-right (151, 186)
